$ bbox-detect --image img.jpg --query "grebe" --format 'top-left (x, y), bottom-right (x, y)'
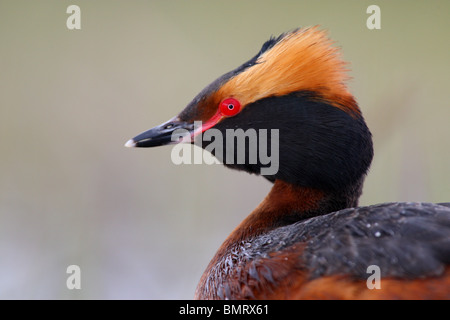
top-left (125, 27), bottom-right (450, 299)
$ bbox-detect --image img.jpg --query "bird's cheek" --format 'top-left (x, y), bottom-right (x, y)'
top-left (191, 110), bottom-right (224, 138)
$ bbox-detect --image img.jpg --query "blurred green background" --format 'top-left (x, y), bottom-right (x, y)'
top-left (0, 1), bottom-right (449, 299)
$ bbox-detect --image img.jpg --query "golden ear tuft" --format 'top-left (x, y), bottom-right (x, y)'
top-left (217, 27), bottom-right (360, 116)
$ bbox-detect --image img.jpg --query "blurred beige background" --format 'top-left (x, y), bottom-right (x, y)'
top-left (0, 1), bottom-right (449, 299)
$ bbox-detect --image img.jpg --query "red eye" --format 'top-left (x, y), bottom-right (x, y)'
top-left (219, 98), bottom-right (241, 117)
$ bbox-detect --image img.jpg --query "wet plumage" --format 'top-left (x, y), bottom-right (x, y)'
top-left (201, 202), bottom-right (450, 299)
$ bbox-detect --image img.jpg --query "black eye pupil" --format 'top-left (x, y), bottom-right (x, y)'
top-left (228, 104), bottom-right (234, 110)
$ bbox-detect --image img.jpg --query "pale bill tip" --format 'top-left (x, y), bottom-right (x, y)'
top-left (124, 139), bottom-right (136, 148)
